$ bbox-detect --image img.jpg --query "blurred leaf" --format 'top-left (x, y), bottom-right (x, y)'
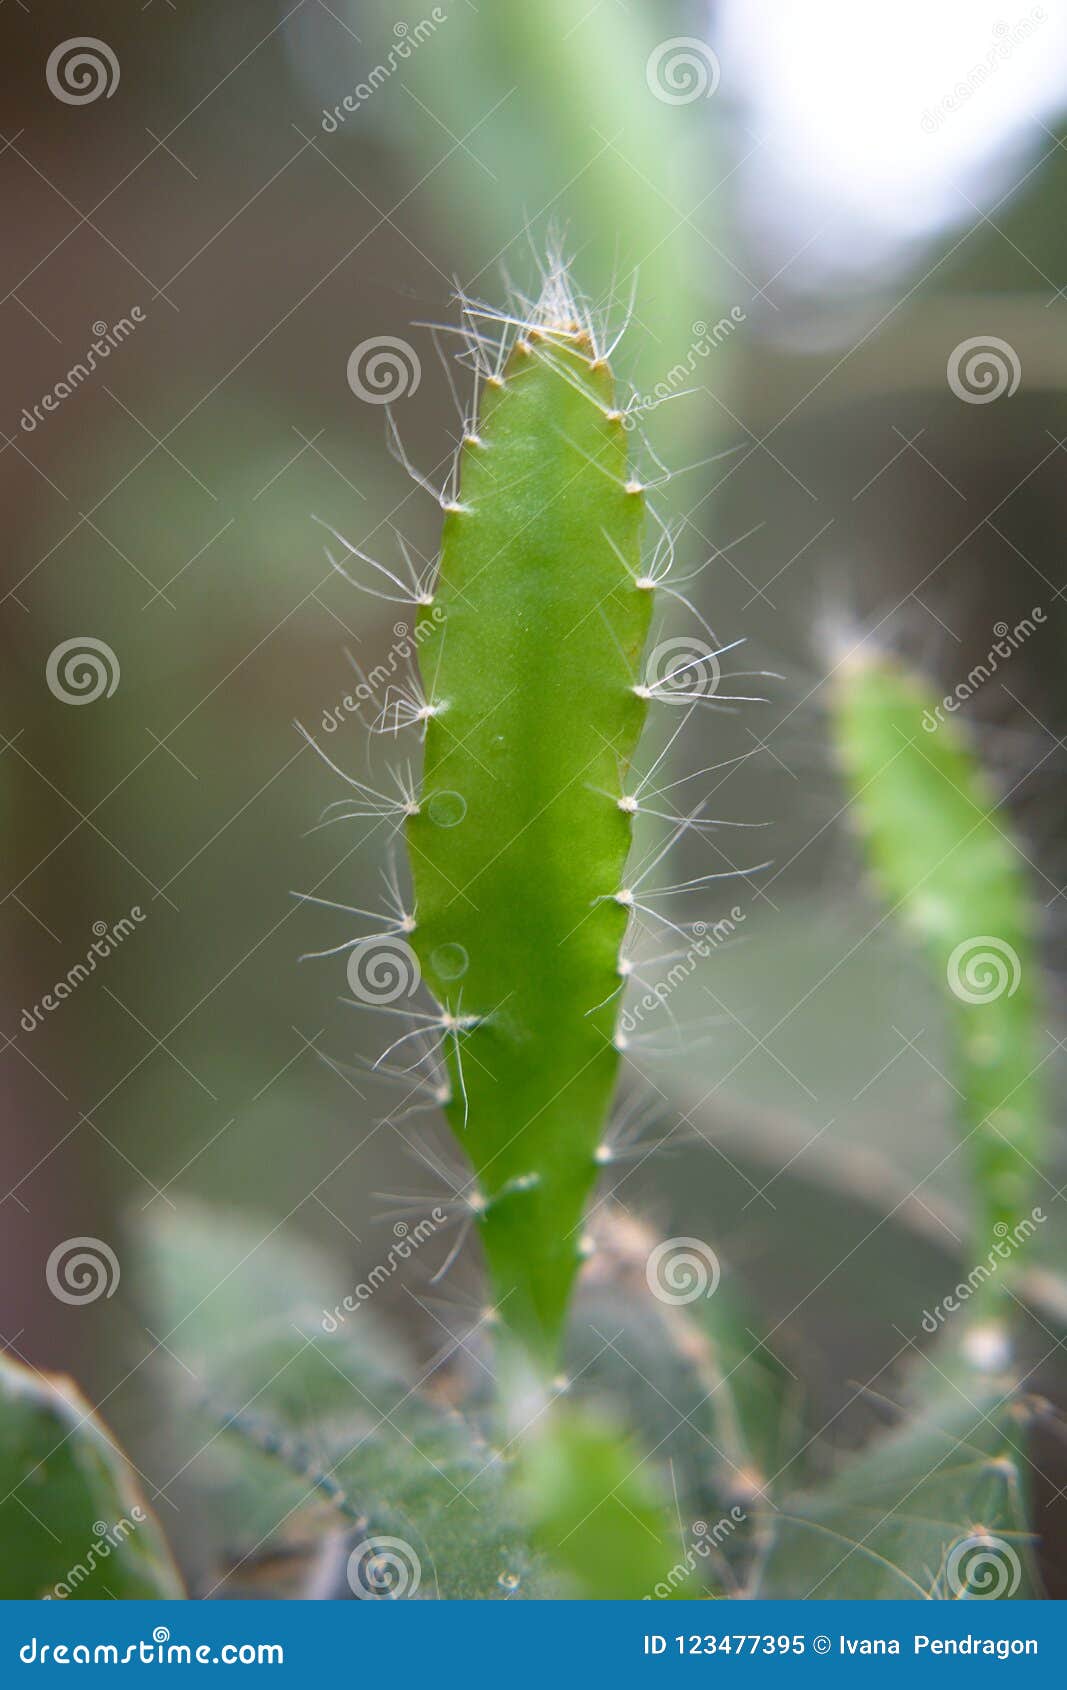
top-left (139, 1204), bottom-right (546, 1598)
top-left (0, 1353), bottom-right (183, 1600)
top-left (758, 1350), bottom-right (1038, 1599)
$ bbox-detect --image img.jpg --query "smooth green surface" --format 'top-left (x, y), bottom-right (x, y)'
top-left (521, 1405), bottom-right (698, 1600)
top-left (408, 319), bottom-right (651, 1363)
top-left (758, 1349), bottom-right (1037, 1599)
top-left (833, 650), bottom-right (1042, 1250)
top-left (0, 1352), bottom-right (183, 1600)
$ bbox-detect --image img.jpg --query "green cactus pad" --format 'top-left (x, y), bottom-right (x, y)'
top-left (832, 647), bottom-right (1042, 1255)
top-left (405, 281), bottom-right (655, 1364)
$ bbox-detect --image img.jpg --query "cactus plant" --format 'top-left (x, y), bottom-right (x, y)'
top-left (1, 271), bottom-right (1055, 1603)
top-left (830, 646), bottom-right (1042, 1279)
top-left (403, 273), bottom-right (654, 1370)
top-left (318, 262), bottom-right (763, 1376)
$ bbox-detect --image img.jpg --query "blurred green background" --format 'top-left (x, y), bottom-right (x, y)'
top-left (3, 0), bottom-right (1066, 1590)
